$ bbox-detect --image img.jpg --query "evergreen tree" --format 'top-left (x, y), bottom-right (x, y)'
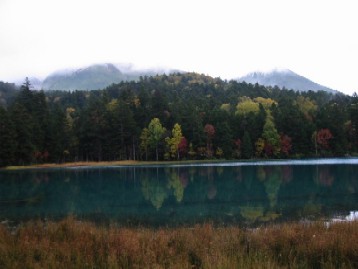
top-left (0, 107), bottom-right (16, 166)
top-left (48, 106), bottom-right (67, 163)
top-left (350, 93), bottom-right (358, 151)
top-left (10, 103), bottom-right (34, 164)
top-left (242, 131), bottom-right (253, 159)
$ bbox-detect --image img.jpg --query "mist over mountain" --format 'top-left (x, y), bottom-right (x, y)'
top-left (41, 63), bottom-right (179, 91)
top-left (7, 65), bottom-right (338, 94)
top-left (237, 69), bottom-right (337, 93)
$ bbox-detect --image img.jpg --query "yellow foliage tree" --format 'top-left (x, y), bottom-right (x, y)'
top-left (253, 97), bottom-right (277, 109)
top-left (165, 123), bottom-right (183, 160)
top-left (255, 138), bottom-right (265, 157)
top-left (294, 96), bottom-right (317, 121)
top-left (235, 97), bottom-right (260, 116)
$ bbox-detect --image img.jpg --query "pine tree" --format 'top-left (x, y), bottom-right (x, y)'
top-left (242, 131), bottom-right (253, 159)
top-left (0, 107), bottom-right (16, 166)
top-left (10, 103), bottom-right (34, 164)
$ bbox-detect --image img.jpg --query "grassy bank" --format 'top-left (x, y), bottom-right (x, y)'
top-left (2, 159), bottom-right (226, 170)
top-left (0, 218), bottom-right (357, 268)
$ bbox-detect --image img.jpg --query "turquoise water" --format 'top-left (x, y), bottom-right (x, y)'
top-left (1, 159), bottom-right (358, 226)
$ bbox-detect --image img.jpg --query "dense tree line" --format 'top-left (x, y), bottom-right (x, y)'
top-left (1, 73), bottom-right (358, 166)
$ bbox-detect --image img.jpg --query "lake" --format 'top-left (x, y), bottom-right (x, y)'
top-left (1, 159), bottom-right (358, 227)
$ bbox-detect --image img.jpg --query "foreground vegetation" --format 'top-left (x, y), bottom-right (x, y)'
top-left (0, 218), bottom-right (357, 268)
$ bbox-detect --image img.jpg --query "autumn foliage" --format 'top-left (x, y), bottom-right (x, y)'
top-left (1, 73), bottom-right (358, 166)
top-left (317, 128), bottom-right (333, 149)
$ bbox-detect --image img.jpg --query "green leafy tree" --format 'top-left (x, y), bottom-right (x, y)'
top-left (140, 128), bottom-right (150, 160)
top-left (148, 118), bottom-right (166, 161)
top-left (262, 111), bottom-right (281, 157)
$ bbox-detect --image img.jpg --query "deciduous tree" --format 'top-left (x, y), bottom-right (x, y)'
top-left (316, 128), bottom-right (333, 150)
top-left (262, 112), bottom-right (281, 157)
top-left (165, 123), bottom-right (184, 160)
top-left (280, 134), bottom-right (292, 156)
top-left (204, 124), bottom-right (215, 158)
top-left (148, 118), bottom-right (166, 161)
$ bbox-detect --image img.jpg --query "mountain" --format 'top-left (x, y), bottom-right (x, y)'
top-left (42, 63), bottom-right (178, 91)
top-left (237, 69), bottom-right (336, 93)
top-left (11, 65), bottom-right (337, 93)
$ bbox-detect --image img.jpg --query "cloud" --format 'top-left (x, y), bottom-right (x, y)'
top-left (0, 0), bottom-right (358, 94)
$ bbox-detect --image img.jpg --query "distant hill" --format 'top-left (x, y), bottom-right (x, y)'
top-left (237, 69), bottom-right (336, 93)
top-left (41, 63), bottom-right (179, 91)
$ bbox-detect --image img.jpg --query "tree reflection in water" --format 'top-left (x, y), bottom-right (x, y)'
top-left (0, 161), bottom-right (357, 226)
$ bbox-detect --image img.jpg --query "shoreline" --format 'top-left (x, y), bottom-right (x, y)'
top-left (1, 159), bottom-right (225, 170)
top-left (2, 157), bottom-right (358, 171)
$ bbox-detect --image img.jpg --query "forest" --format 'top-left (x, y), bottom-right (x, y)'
top-left (1, 73), bottom-right (358, 166)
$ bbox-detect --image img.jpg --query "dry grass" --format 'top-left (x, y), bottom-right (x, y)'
top-left (3, 160), bottom-right (141, 170)
top-left (0, 218), bottom-right (357, 268)
top-left (2, 159), bottom-right (225, 170)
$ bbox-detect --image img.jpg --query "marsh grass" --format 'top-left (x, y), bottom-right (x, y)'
top-left (0, 218), bottom-right (357, 268)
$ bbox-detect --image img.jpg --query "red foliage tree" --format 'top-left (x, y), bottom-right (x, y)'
top-left (280, 134), bottom-right (292, 156)
top-left (204, 124), bottom-right (215, 158)
top-left (178, 137), bottom-right (188, 157)
top-left (204, 124), bottom-right (215, 139)
top-left (317, 128), bottom-right (333, 149)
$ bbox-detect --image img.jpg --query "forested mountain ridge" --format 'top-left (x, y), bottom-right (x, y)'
top-left (0, 73), bottom-right (357, 166)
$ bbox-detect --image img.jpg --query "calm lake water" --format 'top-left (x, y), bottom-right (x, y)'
top-left (1, 159), bottom-right (358, 227)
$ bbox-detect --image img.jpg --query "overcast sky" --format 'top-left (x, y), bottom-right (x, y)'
top-left (0, 0), bottom-right (357, 95)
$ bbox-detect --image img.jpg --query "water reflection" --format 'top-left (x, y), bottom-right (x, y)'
top-left (315, 166), bottom-right (335, 186)
top-left (0, 161), bottom-right (357, 226)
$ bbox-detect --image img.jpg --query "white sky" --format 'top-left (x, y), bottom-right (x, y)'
top-left (0, 0), bottom-right (357, 95)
